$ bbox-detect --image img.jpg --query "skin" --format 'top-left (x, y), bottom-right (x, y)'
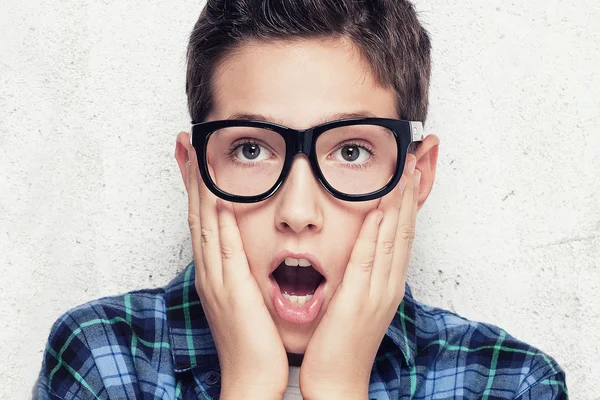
top-left (174, 37), bottom-right (440, 400)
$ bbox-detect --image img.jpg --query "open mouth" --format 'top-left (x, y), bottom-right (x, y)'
top-left (272, 257), bottom-right (325, 306)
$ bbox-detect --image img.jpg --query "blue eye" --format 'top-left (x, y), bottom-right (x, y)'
top-left (332, 143), bottom-right (372, 164)
top-left (232, 141), bottom-right (273, 163)
top-left (241, 143), bottom-right (260, 160)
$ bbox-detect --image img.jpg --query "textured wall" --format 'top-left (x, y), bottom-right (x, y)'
top-left (1, 0), bottom-right (598, 398)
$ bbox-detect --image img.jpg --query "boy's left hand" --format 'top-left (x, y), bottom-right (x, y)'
top-left (300, 158), bottom-right (421, 400)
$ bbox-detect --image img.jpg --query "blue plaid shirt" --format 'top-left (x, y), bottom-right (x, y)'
top-left (34, 261), bottom-right (567, 399)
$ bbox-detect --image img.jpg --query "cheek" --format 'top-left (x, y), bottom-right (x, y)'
top-left (233, 204), bottom-right (261, 237)
top-left (335, 200), bottom-right (379, 237)
top-left (324, 201), bottom-right (379, 276)
top-left (232, 203), bottom-right (274, 272)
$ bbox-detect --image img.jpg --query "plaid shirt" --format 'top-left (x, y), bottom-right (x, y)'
top-left (34, 261), bottom-right (567, 399)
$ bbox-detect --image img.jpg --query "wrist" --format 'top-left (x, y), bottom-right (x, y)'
top-left (302, 386), bottom-right (368, 400)
top-left (220, 386), bottom-right (283, 400)
top-left (304, 396), bottom-right (365, 400)
top-left (220, 378), bottom-right (284, 400)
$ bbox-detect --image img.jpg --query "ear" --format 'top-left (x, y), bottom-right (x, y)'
top-left (413, 134), bottom-right (440, 211)
top-left (174, 131), bottom-right (192, 191)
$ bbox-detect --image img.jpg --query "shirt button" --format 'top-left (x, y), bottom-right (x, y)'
top-left (204, 370), bottom-right (220, 386)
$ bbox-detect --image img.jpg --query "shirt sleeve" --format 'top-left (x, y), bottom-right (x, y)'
top-left (513, 371), bottom-right (568, 400)
top-left (32, 375), bottom-right (65, 400)
top-left (32, 307), bottom-right (107, 400)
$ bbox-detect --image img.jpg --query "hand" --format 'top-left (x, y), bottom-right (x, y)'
top-left (300, 155), bottom-right (421, 400)
top-left (186, 148), bottom-right (288, 400)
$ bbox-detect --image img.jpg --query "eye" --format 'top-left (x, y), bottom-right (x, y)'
top-left (332, 144), bottom-right (372, 164)
top-left (232, 141), bottom-right (273, 162)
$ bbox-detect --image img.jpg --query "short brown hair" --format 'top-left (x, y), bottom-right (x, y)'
top-left (186, 0), bottom-right (432, 123)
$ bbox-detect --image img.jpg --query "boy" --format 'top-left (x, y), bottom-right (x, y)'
top-left (34, 0), bottom-right (567, 399)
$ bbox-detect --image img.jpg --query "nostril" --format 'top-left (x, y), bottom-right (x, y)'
top-left (278, 221), bottom-right (290, 230)
top-left (277, 221), bottom-right (319, 233)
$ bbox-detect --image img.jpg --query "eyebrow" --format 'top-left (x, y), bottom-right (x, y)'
top-left (226, 111), bottom-right (379, 127)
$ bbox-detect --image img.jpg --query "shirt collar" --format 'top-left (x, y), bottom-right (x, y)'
top-left (165, 261), bottom-right (418, 371)
top-left (381, 283), bottom-right (418, 368)
top-left (165, 261), bottom-right (218, 372)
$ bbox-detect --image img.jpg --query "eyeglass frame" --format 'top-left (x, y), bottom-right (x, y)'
top-left (190, 117), bottom-right (425, 203)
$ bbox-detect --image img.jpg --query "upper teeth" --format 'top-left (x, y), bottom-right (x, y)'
top-left (285, 257), bottom-right (311, 267)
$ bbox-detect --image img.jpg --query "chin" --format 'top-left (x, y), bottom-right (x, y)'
top-left (271, 310), bottom-right (324, 354)
top-left (279, 326), bottom-right (312, 354)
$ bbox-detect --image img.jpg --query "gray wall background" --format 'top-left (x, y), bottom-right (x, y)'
top-left (1, 0), bottom-right (599, 398)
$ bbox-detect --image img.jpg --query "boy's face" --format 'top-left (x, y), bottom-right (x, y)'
top-left (178, 37), bottom-right (437, 353)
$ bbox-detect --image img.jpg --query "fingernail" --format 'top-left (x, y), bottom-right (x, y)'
top-left (407, 157), bottom-right (416, 174)
top-left (414, 170), bottom-right (421, 187)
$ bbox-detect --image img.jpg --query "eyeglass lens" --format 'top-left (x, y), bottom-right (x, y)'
top-left (206, 124), bottom-right (398, 197)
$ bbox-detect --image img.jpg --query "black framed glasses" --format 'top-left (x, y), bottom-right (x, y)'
top-left (190, 118), bottom-right (424, 203)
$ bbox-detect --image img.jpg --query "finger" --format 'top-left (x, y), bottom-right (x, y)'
top-left (402, 169), bottom-right (421, 284)
top-left (369, 169), bottom-right (409, 294)
top-left (187, 148), bottom-right (208, 285)
top-left (342, 209), bottom-right (383, 296)
top-left (217, 198), bottom-right (253, 284)
top-left (195, 152), bottom-right (224, 286)
top-left (389, 164), bottom-right (419, 289)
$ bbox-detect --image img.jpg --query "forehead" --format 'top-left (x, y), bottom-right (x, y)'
top-left (209, 37), bottom-right (397, 129)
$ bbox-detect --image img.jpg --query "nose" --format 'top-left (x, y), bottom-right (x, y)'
top-left (274, 155), bottom-right (324, 235)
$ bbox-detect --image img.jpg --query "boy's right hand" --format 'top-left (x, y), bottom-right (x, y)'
top-left (186, 147), bottom-right (288, 400)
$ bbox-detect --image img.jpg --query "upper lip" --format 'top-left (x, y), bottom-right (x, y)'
top-left (270, 250), bottom-right (326, 279)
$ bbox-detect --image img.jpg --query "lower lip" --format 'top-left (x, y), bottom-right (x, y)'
top-left (269, 276), bottom-right (325, 324)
